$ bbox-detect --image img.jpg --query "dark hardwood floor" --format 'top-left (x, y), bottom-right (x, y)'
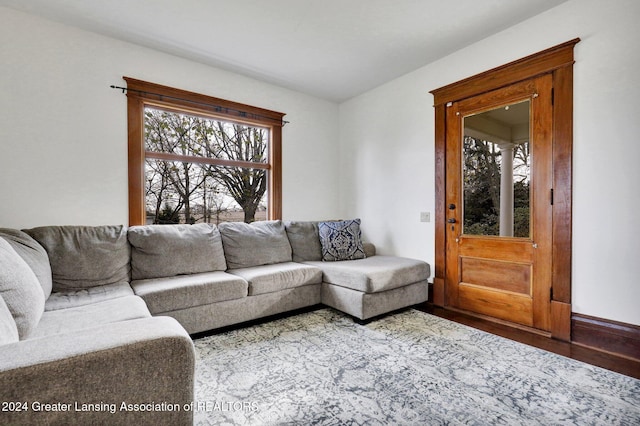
top-left (416, 303), bottom-right (640, 380)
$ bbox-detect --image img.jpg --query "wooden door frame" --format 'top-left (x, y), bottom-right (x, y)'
top-left (430, 38), bottom-right (580, 341)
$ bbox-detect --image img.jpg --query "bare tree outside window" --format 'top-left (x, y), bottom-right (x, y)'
top-left (144, 107), bottom-right (268, 224)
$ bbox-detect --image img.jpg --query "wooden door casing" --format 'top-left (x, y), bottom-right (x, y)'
top-left (431, 39), bottom-right (579, 340)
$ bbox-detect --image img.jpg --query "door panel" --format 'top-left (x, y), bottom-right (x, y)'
top-left (458, 284), bottom-right (533, 326)
top-left (460, 257), bottom-right (531, 295)
top-left (445, 75), bottom-right (553, 331)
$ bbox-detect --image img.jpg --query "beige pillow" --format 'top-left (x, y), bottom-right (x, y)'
top-left (128, 223), bottom-right (227, 280)
top-left (0, 238), bottom-right (45, 339)
top-left (284, 221), bottom-right (323, 262)
top-left (1, 228), bottom-right (53, 299)
top-left (25, 225), bottom-right (130, 291)
top-left (219, 220), bottom-right (292, 269)
top-left (0, 295), bottom-right (19, 344)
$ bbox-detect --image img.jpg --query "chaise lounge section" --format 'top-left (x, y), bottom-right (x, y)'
top-left (285, 220), bottom-right (430, 320)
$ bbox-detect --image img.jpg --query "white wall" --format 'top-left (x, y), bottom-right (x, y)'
top-left (2, 2), bottom-right (639, 327)
top-left (339, 0), bottom-right (640, 326)
top-left (0, 7), bottom-right (340, 228)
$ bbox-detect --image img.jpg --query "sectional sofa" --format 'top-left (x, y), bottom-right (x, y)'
top-left (0, 219), bottom-right (430, 425)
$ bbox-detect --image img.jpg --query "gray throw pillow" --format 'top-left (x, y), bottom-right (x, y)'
top-left (0, 238), bottom-right (45, 339)
top-left (284, 221), bottom-right (323, 262)
top-left (0, 294), bottom-right (19, 344)
top-left (318, 219), bottom-right (366, 261)
top-left (25, 225), bottom-right (130, 291)
top-left (128, 223), bottom-right (227, 280)
top-left (1, 228), bottom-right (53, 299)
top-left (218, 220), bottom-right (292, 269)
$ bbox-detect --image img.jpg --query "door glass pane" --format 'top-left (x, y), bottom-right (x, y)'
top-left (462, 100), bottom-right (530, 238)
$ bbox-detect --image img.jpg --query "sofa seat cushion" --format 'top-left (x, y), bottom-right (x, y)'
top-left (128, 223), bottom-right (227, 280)
top-left (30, 295), bottom-right (150, 338)
top-left (228, 262), bottom-right (322, 296)
top-left (25, 225), bottom-right (130, 291)
top-left (131, 272), bottom-right (248, 314)
top-left (44, 282), bottom-right (134, 312)
top-left (1, 228), bottom-right (53, 299)
top-left (305, 255), bottom-right (430, 293)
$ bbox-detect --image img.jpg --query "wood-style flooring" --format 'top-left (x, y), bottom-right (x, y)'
top-left (417, 304), bottom-right (640, 380)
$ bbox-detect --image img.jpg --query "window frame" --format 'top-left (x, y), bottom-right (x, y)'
top-left (124, 77), bottom-right (285, 225)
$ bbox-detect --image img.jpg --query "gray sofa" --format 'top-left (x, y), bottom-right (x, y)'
top-left (0, 226), bottom-right (194, 426)
top-left (0, 219), bottom-right (429, 425)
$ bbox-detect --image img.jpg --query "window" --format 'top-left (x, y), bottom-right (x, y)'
top-left (124, 78), bottom-right (285, 225)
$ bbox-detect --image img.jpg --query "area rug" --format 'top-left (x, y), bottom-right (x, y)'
top-left (193, 308), bottom-right (640, 425)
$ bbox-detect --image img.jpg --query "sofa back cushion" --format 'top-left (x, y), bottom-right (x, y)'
top-left (128, 223), bottom-right (227, 280)
top-left (25, 225), bottom-right (130, 291)
top-left (284, 221), bottom-right (323, 262)
top-left (0, 228), bottom-right (53, 299)
top-left (0, 238), bottom-right (45, 339)
top-left (0, 294), bottom-right (19, 344)
top-left (218, 220), bottom-right (292, 269)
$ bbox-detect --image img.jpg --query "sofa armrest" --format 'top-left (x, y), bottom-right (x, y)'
top-left (363, 242), bottom-right (376, 257)
top-left (0, 317), bottom-right (194, 425)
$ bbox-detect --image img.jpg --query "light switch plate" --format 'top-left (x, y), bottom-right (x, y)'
top-left (420, 212), bottom-right (430, 222)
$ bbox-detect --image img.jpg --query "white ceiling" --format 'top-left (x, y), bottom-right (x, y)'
top-left (1, 0), bottom-right (568, 102)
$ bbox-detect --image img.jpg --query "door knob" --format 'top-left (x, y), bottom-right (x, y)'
top-left (447, 218), bottom-right (456, 224)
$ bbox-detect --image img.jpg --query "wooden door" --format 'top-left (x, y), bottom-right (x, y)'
top-left (445, 75), bottom-right (553, 331)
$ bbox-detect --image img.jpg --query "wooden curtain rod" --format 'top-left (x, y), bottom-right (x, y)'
top-left (110, 85), bottom-right (289, 127)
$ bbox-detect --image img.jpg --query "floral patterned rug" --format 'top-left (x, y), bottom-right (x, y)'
top-left (193, 308), bottom-right (640, 425)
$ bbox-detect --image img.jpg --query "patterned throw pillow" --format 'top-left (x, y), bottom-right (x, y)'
top-left (318, 219), bottom-right (366, 261)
